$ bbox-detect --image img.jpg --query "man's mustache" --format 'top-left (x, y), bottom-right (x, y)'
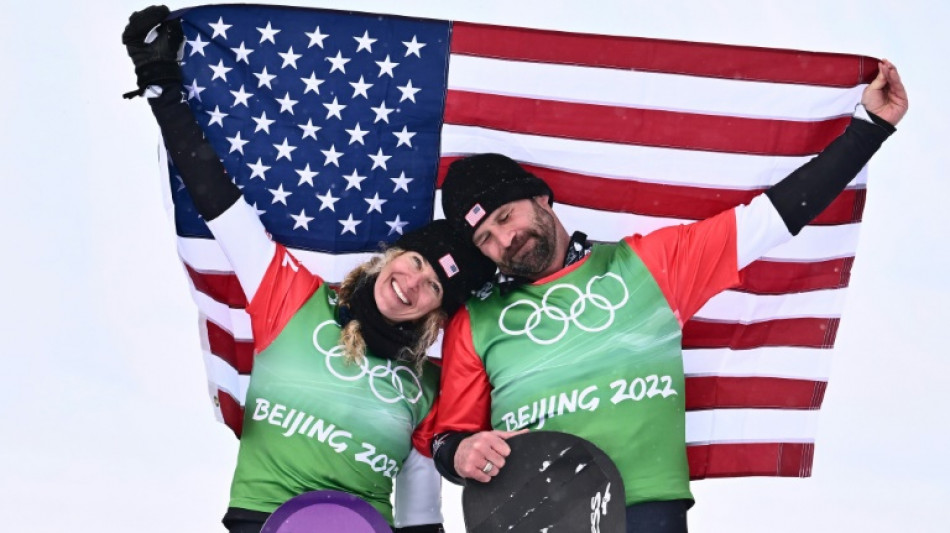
top-left (504, 232), bottom-right (535, 263)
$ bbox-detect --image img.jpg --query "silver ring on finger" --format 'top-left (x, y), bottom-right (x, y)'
top-left (482, 460), bottom-right (494, 474)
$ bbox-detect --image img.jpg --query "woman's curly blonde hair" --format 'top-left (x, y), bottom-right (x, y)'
top-left (335, 248), bottom-right (446, 372)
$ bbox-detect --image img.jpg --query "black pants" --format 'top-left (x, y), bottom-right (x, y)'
top-left (625, 499), bottom-right (692, 533)
top-left (222, 508), bottom-right (268, 533)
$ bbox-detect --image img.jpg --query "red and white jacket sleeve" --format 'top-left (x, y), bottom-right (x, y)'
top-left (629, 195), bottom-right (793, 325)
top-left (206, 199), bottom-right (324, 353)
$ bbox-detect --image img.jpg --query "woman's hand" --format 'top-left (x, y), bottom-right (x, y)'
top-left (122, 5), bottom-right (183, 98)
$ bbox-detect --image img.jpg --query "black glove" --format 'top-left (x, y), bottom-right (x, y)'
top-left (122, 5), bottom-right (183, 99)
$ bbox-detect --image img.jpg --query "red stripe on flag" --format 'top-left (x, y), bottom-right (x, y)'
top-left (445, 90), bottom-right (851, 156)
top-left (217, 388), bottom-right (245, 438)
top-left (687, 442), bottom-right (814, 479)
top-left (685, 376), bottom-right (827, 410)
top-left (683, 318), bottom-right (841, 349)
top-left (206, 319), bottom-right (255, 374)
top-left (452, 22), bottom-right (878, 87)
top-left (739, 258), bottom-right (855, 294)
top-left (438, 157), bottom-right (864, 225)
top-left (185, 263), bottom-right (248, 307)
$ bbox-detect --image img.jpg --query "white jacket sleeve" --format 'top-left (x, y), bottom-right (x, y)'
top-left (393, 448), bottom-right (444, 528)
top-left (205, 198), bottom-right (277, 301)
top-left (734, 194), bottom-right (793, 269)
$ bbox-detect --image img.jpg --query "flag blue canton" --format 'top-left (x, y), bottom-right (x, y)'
top-left (168, 5), bottom-right (451, 253)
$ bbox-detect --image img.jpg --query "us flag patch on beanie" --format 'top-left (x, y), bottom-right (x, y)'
top-left (464, 204), bottom-right (486, 227)
top-left (439, 254), bottom-right (460, 278)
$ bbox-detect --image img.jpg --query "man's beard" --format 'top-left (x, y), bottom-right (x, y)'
top-left (499, 203), bottom-right (557, 279)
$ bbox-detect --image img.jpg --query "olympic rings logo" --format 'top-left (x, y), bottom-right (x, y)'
top-left (311, 320), bottom-right (423, 404)
top-left (499, 273), bottom-right (629, 345)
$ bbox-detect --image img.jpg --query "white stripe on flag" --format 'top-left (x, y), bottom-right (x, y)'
top-left (685, 409), bottom-right (819, 444)
top-left (205, 350), bottom-right (251, 402)
top-left (695, 288), bottom-right (845, 323)
top-left (190, 289), bottom-right (253, 342)
top-left (683, 347), bottom-right (832, 381)
top-left (448, 55), bottom-right (867, 121)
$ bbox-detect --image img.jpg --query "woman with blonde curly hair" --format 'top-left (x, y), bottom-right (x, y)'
top-left (123, 6), bottom-right (495, 533)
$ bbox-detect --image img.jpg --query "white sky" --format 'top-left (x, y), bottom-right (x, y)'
top-left (2, 1), bottom-right (947, 531)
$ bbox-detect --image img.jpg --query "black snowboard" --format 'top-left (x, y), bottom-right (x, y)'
top-left (462, 431), bottom-right (625, 532)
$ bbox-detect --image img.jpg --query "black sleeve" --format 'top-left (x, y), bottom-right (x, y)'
top-left (148, 85), bottom-right (242, 221)
top-left (765, 111), bottom-right (895, 236)
top-left (431, 431), bottom-right (472, 486)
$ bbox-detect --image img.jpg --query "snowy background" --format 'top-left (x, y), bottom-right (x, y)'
top-left (2, 0), bottom-right (946, 531)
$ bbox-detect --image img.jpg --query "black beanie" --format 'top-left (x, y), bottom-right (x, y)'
top-left (441, 154), bottom-right (554, 242)
top-left (393, 219), bottom-right (496, 315)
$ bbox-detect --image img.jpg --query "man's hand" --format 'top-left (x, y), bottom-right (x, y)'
top-left (862, 59), bottom-right (908, 126)
top-left (454, 430), bottom-right (527, 483)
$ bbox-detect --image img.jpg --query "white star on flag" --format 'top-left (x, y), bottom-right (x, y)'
top-left (354, 31), bottom-right (377, 52)
top-left (298, 119), bottom-right (321, 140)
top-left (300, 72), bottom-right (325, 94)
top-left (338, 214), bottom-right (361, 235)
top-left (371, 101), bottom-right (393, 123)
top-left (402, 36), bottom-right (426, 57)
top-left (208, 17), bottom-right (232, 39)
top-left (321, 145), bottom-right (343, 167)
top-left (206, 106), bottom-right (228, 127)
top-left (386, 214), bottom-right (409, 235)
top-left (268, 183), bottom-right (292, 205)
top-left (393, 126), bottom-right (415, 147)
top-left (229, 85), bottom-right (253, 107)
top-left (291, 209), bottom-right (314, 230)
top-left (225, 131), bottom-right (248, 154)
top-left (185, 79), bottom-right (205, 101)
top-left (391, 172), bottom-right (413, 192)
top-left (316, 189), bottom-right (339, 212)
top-left (342, 169), bottom-right (368, 190)
top-left (365, 193), bottom-right (387, 213)
top-left (368, 148), bottom-right (391, 170)
top-left (350, 76), bottom-right (373, 99)
top-left (273, 138), bottom-right (297, 161)
top-left (375, 55), bottom-right (398, 77)
top-left (279, 47), bottom-right (303, 69)
top-left (231, 41), bottom-right (254, 63)
top-left (252, 111), bottom-right (275, 134)
top-left (324, 97), bottom-right (346, 120)
top-left (397, 80), bottom-right (420, 103)
top-left (276, 93), bottom-right (298, 114)
top-left (253, 66), bottom-right (276, 89)
top-left (187, 34), bottom-right (209, 56)
top-left (209, 60), bottom-right (232, 81)
top-left (327, 51), bottom-right (350, 73)
top-left (295, 164), bottom-right (318, 186)
top-left (346, 123), bottom-right (370, 145)
top-left (257, 22), bottom-right (280, 44)
top-left (305, 26), bottom-right (328, 48)
top-left (247, 158), bottom-right (271, 180)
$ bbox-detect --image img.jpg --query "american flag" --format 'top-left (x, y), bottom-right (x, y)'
top-left (161, 4), bottom-right (878, 481)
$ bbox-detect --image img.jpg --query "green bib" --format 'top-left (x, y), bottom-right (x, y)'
top-left (229, 284), bottom-right (439, 522)
top-left (467, 242), bottom-right (692, 505)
